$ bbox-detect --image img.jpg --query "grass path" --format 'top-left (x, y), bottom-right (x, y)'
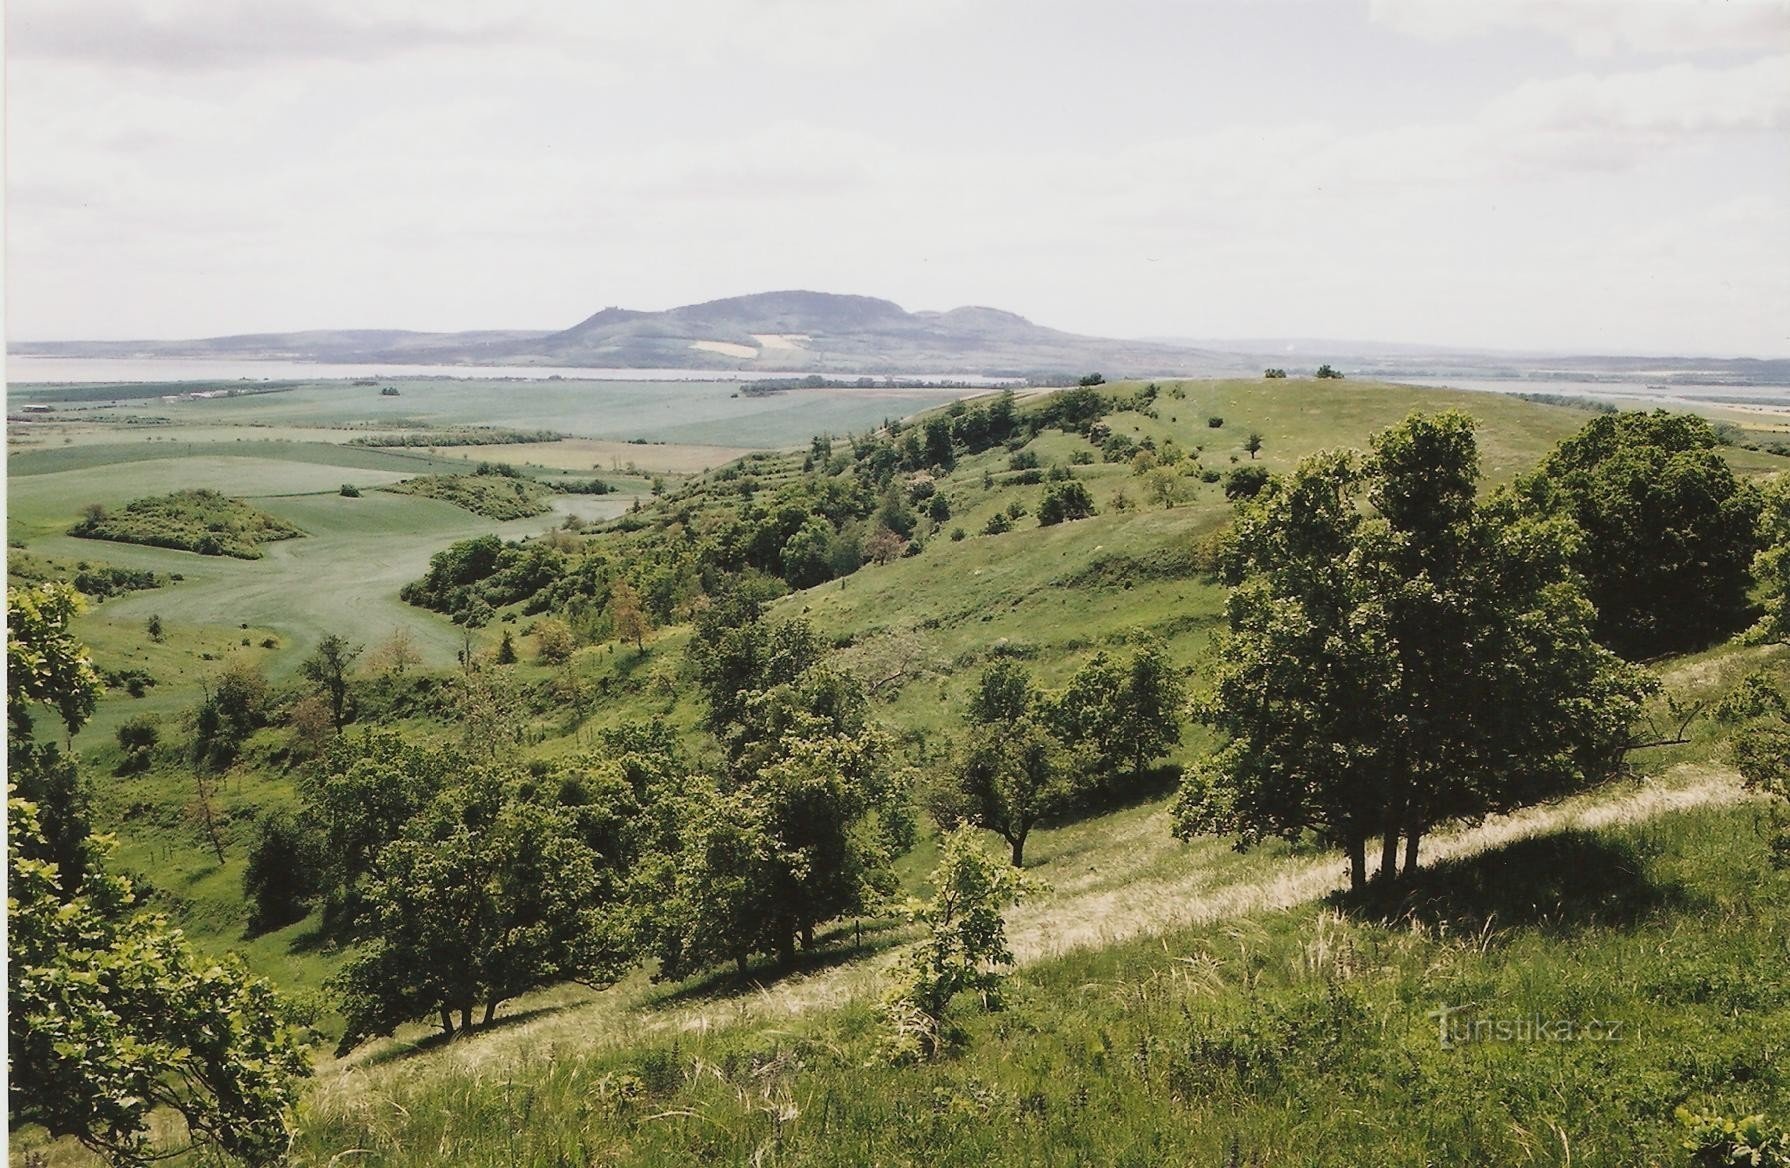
top-left (315, 764), bottom-right (1754, 1105)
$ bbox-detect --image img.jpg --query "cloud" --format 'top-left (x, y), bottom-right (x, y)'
top-left (7, 0), bottom-right (516, 69)
top-left (1370, 0), bottom-right (1790, 57)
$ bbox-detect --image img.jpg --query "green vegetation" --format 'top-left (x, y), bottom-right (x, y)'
top-left (68, 489), bottom-right (304, 559)
top-left (347, 427), bottom-right (566, 448)
top-left (8, 549), bottom-right (167, 602)
top-left (11, 372), bottom-right (1790, 1167)
top-left (382, 466), bottom-right (556, 519)
top-left (8, 584), bottom-right (309, 1166)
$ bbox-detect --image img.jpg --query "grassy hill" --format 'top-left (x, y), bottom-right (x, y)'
top-left (382, 469), bottom-right (557, 519)
top-left (9, 376), bottom-right (1788, 1167)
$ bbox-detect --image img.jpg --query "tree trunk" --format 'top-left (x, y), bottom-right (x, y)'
top-left (1378, 830), bottom-right (1400, 884)
top-left (1346, 834), bottom-right (1367, 892)
top-left (482, 999), bottom-right (498, 1027)
top-left (777, 927), bottom-right (796, 968)
top-left (1402, 828), bottom-right (1422, 878)
top-left (800, 923), bottom-right (815, 951)
top-left (460, 1003), bottom-right (473, 1034)
top-left (1010, 834), bottom-right (1026, 867)
top-left (439, 1007), bottom-right (456, 1038)
top-left (735, 953), bottom-right (748, 977)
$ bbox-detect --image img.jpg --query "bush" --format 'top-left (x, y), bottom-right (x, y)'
top-left (984, 513), bottom-right (1013, 536)
top-left (339, 484), bottom-right (361, 497)
top-left (1207, 416), bottom-right (1225, 428)
top-left (1037, 481), bottom-right (1096, 526)
top-left (1224, 465), bottom-right (1272, 500)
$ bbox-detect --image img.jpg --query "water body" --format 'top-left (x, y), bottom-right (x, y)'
top-left (5, 355), bottom-right (1017, 386)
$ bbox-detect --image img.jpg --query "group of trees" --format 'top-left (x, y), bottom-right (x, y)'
top-left (9, 584), bottom-right (309, 1165)
top-left (941, 642), bottom-right (1184, 865)
top-left (1178, 412), bottom-right (1659, 888)
top-left (1179, 407), bottom-right (1782, 888)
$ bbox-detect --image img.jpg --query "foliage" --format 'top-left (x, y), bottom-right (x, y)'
top-left (1752, 475), bottom-right (1790, 644)
top-left (331, 768), bottom-right (636, 1051)
top-left (1037, 479), bottom-right (1096, 526)
top-left (1518, 409), bottom-right (1764, 657)
top-left (1244, 431), bottom-right (1264, 458)
top-left (534, 616), bottom-right (576, 663)
top-left (1179, 411), bottom-right (1656, 888)
top-left (884, 827), bottom-right (1029, 1062)
top-left (608, 577), bottom-right (651, 651)
top-left (1223, 464), bottom-right (1271, 500)
top-left (301, 632), bottom-right (363, 730)
top-left (959, 664), bottom-right (1073, 865)
top-left (243, 809), bottom-right (321, 935)
top-left (192, 660), bottom-right (273, 772)
top-left (383, 471), bottom-right (555, 519)
top-left (1263, 367), bottom-right (1288, 379)
top-left (1315, 364), bottom-right (1344, 379)
top-left (115, 714), bottom-right (160, 772)
top-left (7, 583), bottom-right (309, 1166)
top-left (1678, 1109), bottom-right (1790, 1168)
top-left (67, 488), bottom-right (304, 558)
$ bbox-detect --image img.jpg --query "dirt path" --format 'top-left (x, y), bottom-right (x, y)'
top-left (316, 766), bottom-right (1753, 1096)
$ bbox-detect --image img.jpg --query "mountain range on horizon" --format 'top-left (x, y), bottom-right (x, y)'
top-left (11, 290), bottom-right (1790, 384)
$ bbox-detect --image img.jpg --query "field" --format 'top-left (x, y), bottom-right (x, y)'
top-left (7, 373), bottom-right (1789, 1167)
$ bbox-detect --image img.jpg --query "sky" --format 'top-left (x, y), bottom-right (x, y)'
top-left (5, 0), bottom-right (1789, 355)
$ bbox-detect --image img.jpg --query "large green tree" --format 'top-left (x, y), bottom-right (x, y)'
top-left (1178, 412), bottom-right (1656, 888)
top-left (1517, 409), bottom-right (1762, 657)
top-left (331, 767), bottom-right (635, 1050)
top-left (300, 633), bottom-right (362, 731)
top-left (959, 663), bottom-right (1075, 866)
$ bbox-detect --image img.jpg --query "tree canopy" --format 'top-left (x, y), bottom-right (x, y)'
top-left (1177, 411), bottom-right (1656, 888)
top-left (1517, 409), bottom-right (1762, 658)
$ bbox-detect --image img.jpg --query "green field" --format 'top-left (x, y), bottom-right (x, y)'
top-left (8, 374), bottom-right (1788, 1167)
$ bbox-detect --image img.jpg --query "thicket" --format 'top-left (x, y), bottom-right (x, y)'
top-left (67, 489), bottom-right (304, 559)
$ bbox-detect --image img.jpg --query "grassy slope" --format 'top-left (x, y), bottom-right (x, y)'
top-left (11, 377), bottom-right (1787, 1166)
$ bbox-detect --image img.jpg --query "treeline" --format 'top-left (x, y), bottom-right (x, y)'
top-left (740, 375), bottom-right (1007, 395)
top-left (397, 386), bottom-right (1152, 631)
top-left (347, 427), bottom-right (566, 447)
top-left (382, 466), bottom-right (555, 520)
top-left (7, 551), bottom-right (167, 602)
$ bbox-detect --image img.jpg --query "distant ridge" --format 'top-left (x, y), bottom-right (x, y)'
top-left (11, 291), bottom-right (1248, 379)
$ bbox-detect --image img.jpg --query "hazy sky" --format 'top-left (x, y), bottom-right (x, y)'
top-left (6, 0), bottom-right (1789, 354)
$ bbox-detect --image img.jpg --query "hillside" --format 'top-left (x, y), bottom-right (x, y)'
top-left (8, 377), bottom-right (1788, 1167)
top-left (11, 291), bottom-right (1249, 379)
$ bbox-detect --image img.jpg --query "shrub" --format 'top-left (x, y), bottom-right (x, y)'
top-left (1037, 481), bottom-right (1096, 526)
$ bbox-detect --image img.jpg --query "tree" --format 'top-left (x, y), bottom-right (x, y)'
top-left (534, 616), bottom-right (575, 664)
top-left (1144, 465), bottom-right (1185, 509)
top-left (9, 583), bottom-right (102, 892)
top-left (243, 809), bottom-right (320, 935)
top-left (883, 826), bottom-right (1029, 1061)
top-left (286, 693), bottom-right (335, 760)
top-left (1225, 464), bottom-right (1272, 500)
top-left (331, 770), bottom-right (633, 1050)
top-left (8, 584), bottom-right (309, 1165)
top-left (1735, 712), bottom-right (1790, 866)
top-left (1315, 364), bottom-right (1344, 379)
top-left (146, 613), bottom-right (165, 642)
top-left (116, 713), bottom-right (160, 773)
top-left (781, 516), bottom-right (838, 587)
top-left (607, 578), bottom-right (652, 651)
top-left (303, 731), bottom-right (459, 936)
top-left (1245, 431), bottom-right (1264, 459)
top-left (959, 664), bottom-right (1073, 865)
top-left (495, 628), bottom-right (518, 664)
top-left (370, 627), bottom-right (420, 676)
top-left (1750, 476), bottom-right (1790, 645)
top-left (1264, 368), bottom-right (1288, 379)
top-left (1516, 409), bottom-right (1763, 657)
top-left (1037, 480), bottom-right (1096, 526)
top-left (301, 633), bottom-right (362, 731)
top-left (1177, 412), bottom-right (1656, 889)
top-left (1078, 372), bottom-right (1105, 387)
top-left (1050, 643), bottom-right (1184, 793)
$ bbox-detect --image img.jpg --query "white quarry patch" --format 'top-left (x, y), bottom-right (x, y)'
top-left (750, 333), bottom-right (811, 351)
top-left (690, 340), bottom-right (758, 359)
